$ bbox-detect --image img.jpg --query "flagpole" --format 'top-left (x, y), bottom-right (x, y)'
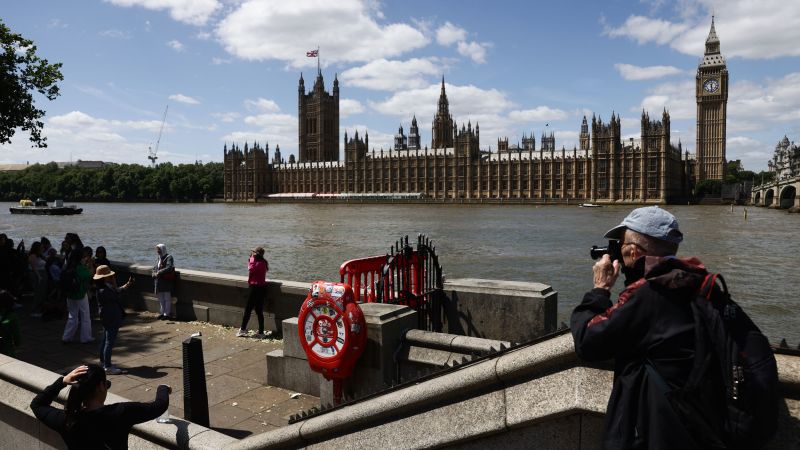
top-left (317, 45), bottom-right (320, 74)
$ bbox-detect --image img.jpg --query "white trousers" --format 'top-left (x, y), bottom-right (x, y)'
top-left (158, 291), bottom-right (172, 317)
top-left (63, 295), bottom-right (93, 343)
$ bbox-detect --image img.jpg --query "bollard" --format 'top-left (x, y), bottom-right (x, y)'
top-left (183, 332), bottom-right (210, 427)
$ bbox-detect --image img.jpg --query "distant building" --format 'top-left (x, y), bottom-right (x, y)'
top-left (768, 135), bottom-right (800, 180)
top-left (224, 19), bottom-right (729, 203)
top-left (57, 160), bottom-right (108, 169)
top-left (0, 164), bottom-right (30, 172)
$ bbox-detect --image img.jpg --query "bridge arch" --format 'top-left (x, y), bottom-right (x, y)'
top-left (754, 191), bottom-right (762, 205)
top-left (779, 185), bottom-right (797, 209)
top-left (764, 189), bottom-right (775, 207)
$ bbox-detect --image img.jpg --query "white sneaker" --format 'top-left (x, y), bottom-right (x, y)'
top-left (235, 329), bottom-right (247, 337)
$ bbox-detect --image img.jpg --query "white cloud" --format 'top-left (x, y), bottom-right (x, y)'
top-left (370, 82), bottom-right (514, 122)
top-left (105, 0), bottom-right (221, 26)
top-left (228, 112), bottom-right (297, 154)
top-left (47, 19), bottom-right (68, 29)
top-left (604, 16), bottom-right (688, 46)
top-left (728, 73), bottom-right (800, 124)
top-left (244, 98), bottom-right (280, 113)
top-left (727, 136), bottom-right (771, 170)
top-left (340, 99), bottom-right (364, 117)
top-left (457, 41), bottom-right (490, 64)
top-left (99, 29), bottom-right (132, 39)
top-left (435, 22), bottom-right (466, 46)
top-left (0, 111), bottom-right (179, 164)
top-left (49, 111), bottom-right (165, 132)
top-left (211, 57), bottom-right (231, 65)
top-left (508, 107), bottom-right (569, 123)
top-left (167, 39), bottom-right (185, 52)
top-left (614, 63), bottom-right (683, 80)
top-left (340, 58), bottom-right (445, 91)
top-left (168, 93), bottom-right (200, 105)
top-left (604, 1), bottom-right (800, 59)
top-left (215, 0), bottom-right (428, 67)
top-left (638, 80), bottom-right (695, 120)
top-left (212, 112), bottom-right (240, 123)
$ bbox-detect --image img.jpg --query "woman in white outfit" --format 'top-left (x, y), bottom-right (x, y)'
top-left (152, 244), bottom-right (174, 320)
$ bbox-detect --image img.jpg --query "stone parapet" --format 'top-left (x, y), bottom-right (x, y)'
top-left (442, 278), bottom-right (557, 342)
top-left (229, 332), bottom-right (800, 450)
top-left (0, 353), bottom-right (236, 450)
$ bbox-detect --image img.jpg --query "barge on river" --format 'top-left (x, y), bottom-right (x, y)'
top-left (9, 199), bottom-right (83, 215)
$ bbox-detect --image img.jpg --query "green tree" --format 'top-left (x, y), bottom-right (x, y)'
top-left (0, 19), bottom-right (63, 148)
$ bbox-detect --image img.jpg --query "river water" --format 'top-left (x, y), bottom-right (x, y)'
top-left (2, 202), bottom-right (797, 343)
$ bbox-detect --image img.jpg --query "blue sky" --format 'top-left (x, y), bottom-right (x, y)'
top-left (3, 0), bottom-right (800, 171)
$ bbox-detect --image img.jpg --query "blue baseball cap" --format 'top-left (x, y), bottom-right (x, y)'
top-left (604, 206), bottom-right (683, 244)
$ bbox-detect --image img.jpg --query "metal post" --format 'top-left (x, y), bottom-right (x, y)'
top-left (182, 332), bottom-right (209, 427)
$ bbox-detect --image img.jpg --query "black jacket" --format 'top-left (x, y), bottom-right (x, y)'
top-left (31, 376), bottom-right (169, 450)
top-left (571, 256), bottom-right (711, 450)
top-left (98, 282), bottom-right (125, 329)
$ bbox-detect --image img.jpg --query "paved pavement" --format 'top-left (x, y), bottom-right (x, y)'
top-left (14, 305), bottom-right (320, 439)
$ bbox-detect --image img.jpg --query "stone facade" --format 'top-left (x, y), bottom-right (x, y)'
top-left (223, 19), bottom-right (732, 203)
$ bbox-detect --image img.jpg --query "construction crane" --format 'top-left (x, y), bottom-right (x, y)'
top-left (148, 105), bottom-right (168, 167)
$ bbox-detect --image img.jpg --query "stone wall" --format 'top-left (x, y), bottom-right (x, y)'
top-left (111, 262), bottom-right (557, 343)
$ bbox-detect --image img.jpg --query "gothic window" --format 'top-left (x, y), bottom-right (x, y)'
top-left (599, 178), bottom-right (607, 189)
top-left (648, 177), bottom-right (658, 189)
top-left (598, 160), bottom-right (607, 173)
top-left (649, 158), bottom-right (658, 172)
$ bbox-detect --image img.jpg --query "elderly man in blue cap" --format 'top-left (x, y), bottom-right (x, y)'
top-left (571, 206), bottom-right (713, 449)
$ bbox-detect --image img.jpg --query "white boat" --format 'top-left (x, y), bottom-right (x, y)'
top-left (578, 203), bottom-right (602, 208)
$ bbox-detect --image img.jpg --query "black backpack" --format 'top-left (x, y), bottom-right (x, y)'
top-left (649, 273), bottom-right (780, 449)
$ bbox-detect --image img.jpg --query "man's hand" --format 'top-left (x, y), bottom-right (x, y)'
top-left (63, 365), bottom-right (89, 385)
top-left (593, 254), bottom-right (620, 290)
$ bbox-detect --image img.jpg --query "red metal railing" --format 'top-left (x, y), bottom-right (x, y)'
top-left (339, 255), bottom-right (387, 303)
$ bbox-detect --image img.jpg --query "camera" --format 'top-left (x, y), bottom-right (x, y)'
top-left (590, 240), bottom-right (622, 262)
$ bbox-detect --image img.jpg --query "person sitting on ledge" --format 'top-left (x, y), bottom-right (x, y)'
top-left (31, 364), bottom-right (171, 450)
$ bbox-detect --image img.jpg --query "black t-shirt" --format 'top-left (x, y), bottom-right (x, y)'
top-left (31, 377), bottom-right (169, 450)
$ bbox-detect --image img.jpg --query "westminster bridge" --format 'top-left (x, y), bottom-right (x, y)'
top-left (751, 175), bottom-right (800, 211)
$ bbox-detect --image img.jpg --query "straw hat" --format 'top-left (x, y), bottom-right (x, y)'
top-left (93, 265), bottom-right (116, 280)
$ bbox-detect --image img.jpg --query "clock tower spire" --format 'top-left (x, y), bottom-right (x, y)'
top-left (695, 15), bottom-right (728, 182)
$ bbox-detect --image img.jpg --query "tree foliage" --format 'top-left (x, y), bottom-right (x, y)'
top-left (0, 162), bottom-right (224, 202)
top-left (0, 19), bottom-right (63, 148)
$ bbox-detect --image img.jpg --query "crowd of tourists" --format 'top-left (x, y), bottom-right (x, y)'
top-left (0, 233), bottom-right (185, 366)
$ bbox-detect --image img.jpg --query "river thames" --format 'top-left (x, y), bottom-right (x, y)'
top-left (2, 202), bottom-right (797, 343)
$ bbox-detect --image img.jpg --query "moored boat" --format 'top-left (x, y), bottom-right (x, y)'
top-left (9, 198), bottom-right (83, 215)
top-left (578, 203), bottom-right (602, 208)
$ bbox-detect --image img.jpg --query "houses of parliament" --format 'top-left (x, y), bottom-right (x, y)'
top-left (224, 18), bottom-right (728, 203)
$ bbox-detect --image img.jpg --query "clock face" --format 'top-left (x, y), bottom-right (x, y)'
top-left (703, 78), bottom-right (719, 93)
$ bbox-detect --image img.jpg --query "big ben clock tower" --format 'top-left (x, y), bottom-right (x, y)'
top-left (696, 16), bottom-right (728, 182)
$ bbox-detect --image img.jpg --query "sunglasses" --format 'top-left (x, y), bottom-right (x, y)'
top-left (104, 380), bottom-right (112, 389)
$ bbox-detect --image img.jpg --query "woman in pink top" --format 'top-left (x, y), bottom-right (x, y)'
top-left (236, 247), bottom-right (268, 338)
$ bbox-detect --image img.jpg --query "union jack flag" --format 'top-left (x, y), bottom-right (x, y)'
top-left (306, 50), bottom-right (318, 57)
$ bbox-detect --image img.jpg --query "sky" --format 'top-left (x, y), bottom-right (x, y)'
top-left (3, 0), bottom-right (800, 171)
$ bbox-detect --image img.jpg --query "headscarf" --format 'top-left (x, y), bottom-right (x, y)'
top-left (155, 244), bottom-right (167, 267)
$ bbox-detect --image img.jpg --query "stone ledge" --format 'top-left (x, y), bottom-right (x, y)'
top-left (0, 355), bottom-right (236, 450)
